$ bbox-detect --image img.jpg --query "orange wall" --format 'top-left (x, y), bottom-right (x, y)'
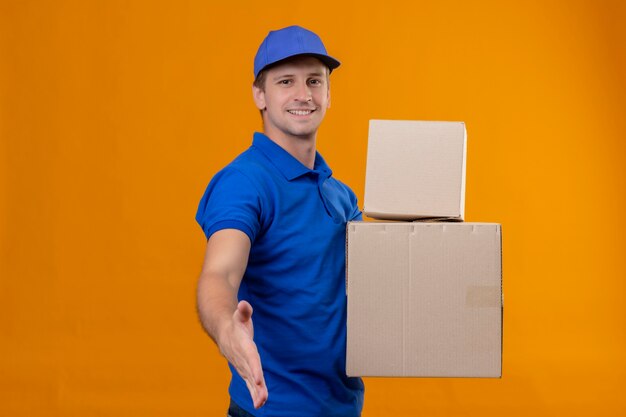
top-left (1, 1), bottom-right (625, 415)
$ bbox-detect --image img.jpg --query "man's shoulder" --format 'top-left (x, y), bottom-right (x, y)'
top-left (209, 146), bottom-right (274, 194)
top-left (221, 146), bottom-right (272, 180)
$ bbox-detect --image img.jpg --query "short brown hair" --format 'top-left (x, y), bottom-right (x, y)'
top-left (253, 69), bottom-right (269, 92)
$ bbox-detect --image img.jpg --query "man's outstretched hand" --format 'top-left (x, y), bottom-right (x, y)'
top-left (218, 300), bottom-right (268, 409)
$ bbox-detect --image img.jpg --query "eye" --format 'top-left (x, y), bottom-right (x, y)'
top-left (308, 79), bottom-right (322, 86)
top-left (279, 79), bottom-right (292, 85)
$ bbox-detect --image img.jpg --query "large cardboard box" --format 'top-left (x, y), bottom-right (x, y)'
top-left (346, 221), bottom-right (502, 377)
top-left (364, 120), bottom-right (467, 220)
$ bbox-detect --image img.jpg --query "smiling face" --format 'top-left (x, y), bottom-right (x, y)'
top-left (252, 56), bottom-right (331, 144)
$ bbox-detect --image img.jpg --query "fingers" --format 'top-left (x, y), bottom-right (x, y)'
top-left (252, 378), bottom-right (268, 409)
top-left (236, 350), bottom-right (267, 409)
top-left (239, 339), bottom-right (267, 408)
top-left (249, 353), bottom-right (267, 408)
top-left (244, 372), bottom-right (268, 409)
top-left (227, 301), bottom-right (267, 408)
top-left (233, 354), bottom-right (265, 408)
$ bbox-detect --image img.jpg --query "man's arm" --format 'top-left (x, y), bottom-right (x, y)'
top-left (196, 228), bottom-right (268, 409)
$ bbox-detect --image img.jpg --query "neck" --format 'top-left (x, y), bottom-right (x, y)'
top-left (263, 129), bottom-right (317, 170)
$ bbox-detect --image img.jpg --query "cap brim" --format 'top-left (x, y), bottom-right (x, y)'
top-left (305, 53), bottom-right (341, 72)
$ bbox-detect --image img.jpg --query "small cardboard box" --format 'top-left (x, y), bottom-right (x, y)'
top-left (346, 221), bottom-right (502, 377)
top-left (364, 120), bottom-right (467, 220)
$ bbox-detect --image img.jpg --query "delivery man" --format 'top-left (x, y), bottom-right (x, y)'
top-left (195, 25), bottom-right (364, 417)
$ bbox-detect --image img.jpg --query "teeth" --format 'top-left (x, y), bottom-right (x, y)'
top-left (288, 110), bottom-right (312, 115)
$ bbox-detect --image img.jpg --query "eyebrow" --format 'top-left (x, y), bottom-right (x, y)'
top-left (272, 72), bottom-right (325, 80)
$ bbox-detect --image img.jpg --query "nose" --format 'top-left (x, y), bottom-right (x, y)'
top-left (294, 80), bottom-right (312, 102)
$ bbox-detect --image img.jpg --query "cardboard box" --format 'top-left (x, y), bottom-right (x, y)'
top-left (364, 120), bottom-right (467, 220)
top-left (346, 221), bottom-right (502, 377)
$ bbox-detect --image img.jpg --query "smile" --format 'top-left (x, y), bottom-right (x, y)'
top-left (287, 109), bottom-right (315, 116)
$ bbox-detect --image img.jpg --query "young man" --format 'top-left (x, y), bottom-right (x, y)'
top-left (195, 26), bottom-right (364, 417)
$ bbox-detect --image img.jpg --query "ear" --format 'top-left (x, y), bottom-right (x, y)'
top-left (252, 85), bottom-right (266, 110)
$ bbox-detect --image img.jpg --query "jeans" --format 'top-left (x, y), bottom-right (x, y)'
top-left (227, 399), bottom-right (256, 417)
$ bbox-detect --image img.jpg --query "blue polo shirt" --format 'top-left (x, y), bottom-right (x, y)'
top-left (196, 132), bottom-right (364, 417)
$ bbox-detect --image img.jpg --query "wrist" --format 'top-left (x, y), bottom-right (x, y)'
top-left (214, 315), bottom-right (235, 356)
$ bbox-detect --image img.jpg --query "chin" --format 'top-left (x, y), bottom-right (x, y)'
top-left (287, 132), bottom-right (314, 140)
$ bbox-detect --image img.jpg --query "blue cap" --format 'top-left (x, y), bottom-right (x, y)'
top-left (254, 25), bottom-right (340, 79)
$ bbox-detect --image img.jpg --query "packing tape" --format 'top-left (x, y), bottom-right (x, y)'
top-left (466, 285), bottom-right (501, 308)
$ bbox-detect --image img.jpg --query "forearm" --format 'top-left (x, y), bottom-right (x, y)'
top-left (196, 271), bottom-right (240, 346)
top-left (196, 228), bottom-right (252, 354)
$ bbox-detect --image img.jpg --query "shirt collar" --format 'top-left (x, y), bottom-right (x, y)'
top-left (252, 132), bottom-right (333, 181)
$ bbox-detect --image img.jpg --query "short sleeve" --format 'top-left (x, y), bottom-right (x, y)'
top-left (195, 167), bottom-right (262, 242)
top-left (347, 188), bottom-right (362, 221)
